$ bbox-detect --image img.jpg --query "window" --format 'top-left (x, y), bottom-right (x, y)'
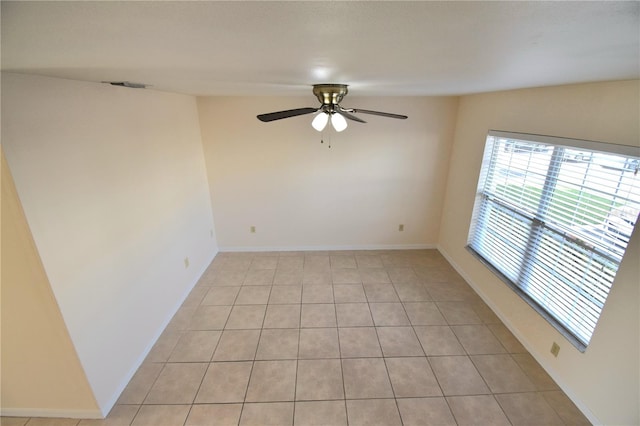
top-left (467, 131), bottom-right (640, 350)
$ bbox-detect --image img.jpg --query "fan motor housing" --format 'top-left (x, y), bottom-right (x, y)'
top-left (313, 84), bottom-right (348, 105)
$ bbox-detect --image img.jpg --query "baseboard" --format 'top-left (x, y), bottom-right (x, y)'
top-left (218, 244), bottom-right (436, 252)
top-left (0, 408), bottom-right (103, 419)
top-left (436, 245), bottom-right (600, 426)
top-left (98, 247), bottom-right (219, 418)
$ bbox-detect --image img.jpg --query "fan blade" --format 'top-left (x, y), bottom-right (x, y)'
top-left (257, 107), bottom-right (318, 122)
top-left (351, 108), bottom-right (408, 119)
top-left (339, 110), bottom-right (367, 123)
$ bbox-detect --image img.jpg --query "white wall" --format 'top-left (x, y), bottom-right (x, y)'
top-left (1, 150), bottom-right (100, 418)
top-left (1, 73), bottom-right (218, 416)
top-left (439, 80), bottom-right (639, 425)
top-left (198, 96), bottom-right (458, 250)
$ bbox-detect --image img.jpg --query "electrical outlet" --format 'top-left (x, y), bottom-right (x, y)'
top-left (550, 342), bottom-right (560, 357)
top-left (250, 226), bottom-right (256, 233)
top-left (398, 224), bottom-right (404, 232)
top-left (184, 257), bottom-right (190, 269)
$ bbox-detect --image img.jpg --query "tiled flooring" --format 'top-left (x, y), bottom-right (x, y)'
top-left (3, 250), bottom-right (591, 426)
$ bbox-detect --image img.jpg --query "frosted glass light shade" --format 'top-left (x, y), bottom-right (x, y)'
top-left (331, 113), bottom-right (347, 132)
top-left (312, 112), bottom-right (329, 131)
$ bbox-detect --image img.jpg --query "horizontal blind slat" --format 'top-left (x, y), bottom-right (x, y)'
top-left (468, 134), bottom-right (639, 347)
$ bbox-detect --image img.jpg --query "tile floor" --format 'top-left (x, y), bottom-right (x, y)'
top-left (3, 250), bottom-right (591, 426)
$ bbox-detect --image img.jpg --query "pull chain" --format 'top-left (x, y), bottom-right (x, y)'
top-left (320, 129), bottom-right (332, 148)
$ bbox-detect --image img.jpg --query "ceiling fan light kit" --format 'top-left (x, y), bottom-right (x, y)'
top-left (257, 84), bottom-right (408, 134)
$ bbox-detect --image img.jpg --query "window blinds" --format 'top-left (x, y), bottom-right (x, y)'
top-left (467, 131), bottom-right (640, 349)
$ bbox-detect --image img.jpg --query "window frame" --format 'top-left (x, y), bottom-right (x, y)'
top-left (466, 130), bottom-right (640, 352)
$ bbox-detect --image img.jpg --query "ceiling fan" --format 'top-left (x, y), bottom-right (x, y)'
top-left (257, 84), bottom-right (408, 132)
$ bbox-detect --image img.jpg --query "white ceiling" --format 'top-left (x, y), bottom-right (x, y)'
top-left (1, 1), bottom-right (638, 97)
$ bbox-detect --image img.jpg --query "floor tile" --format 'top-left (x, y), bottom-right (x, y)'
top-left (414, 326), bottom-right (465, 356)
top-left (488, 323), bottom-right (527, 353)
top-left (250, 256), bottom-right (278, 270)
top-left (302, 285), bottom-right (334, 303)
top-left (296, 359), bottom-right (344, 400)
top-left (144, 363), bottom-right (207, 404)
top-left (387, 267), bottom-right (420, 285)
top-left (452, 324), bottom-right (506, 354)
top-left (304, 256), bottom-right (330, 270)
top-left (471, 354), bottom-right (536, 393)
top-left (541, 390), bottom-right (591, 425)
top-left (342, 358), bottom-right (394, 399)
top-left (333, 284), bottom-right (367, 303)
top-left (335, 303), bottom-right (373, 327)
top-left (396, 397), bottom-right (456, 425)
top-left (332, 268), bottom-right (361, 284)
top-left (294, 400), bottom-right (347, 426)
top-left (385, 357), bottom-right (441, 397)
top-left (94, 250), bottom-right (591, 426)
top-left (145, 330), bottom-right (182, 362)
top-left (245, 360), bottom-right (297, 402)
top-left (300, 303), bottom-right (336, 327)
top-left (358, 268), bottom-right (391, 284)
top-left (78, 405), bottom-right (139, 425)
top-left (185, 404), bottom-right (242, 425)
top-left (239, 402), bottom-right (294, 426)
top-left (436, 301), bottom-right (482, 324)
top-left (14, 420), bottom-right (79, 426)
top-left (393, 283), bottom-right (432, 302)
top-left (369, 303), bottom-right (410, 326)
top-left (131, 405), bottom-right (190, 426)
top-left (512, 353), bottom-right (559, 390)
top-left (189, 305), bottom-right (232, 330)
top-left (243, 269), bottom-right (275, 286)
top-left (263, 304), bottom-right (301, 328)
top-left (471, 300), bottom-right (503, 324)
top-left (168, 330), bottom-right (221, 362)
top-left (428, 356), bottom-right (490, 396)
top-left (425, 282), bottom-right (476, 301)
top-left (346, 399), bottom-right (402, 426)
top-left (225, 305), bottom-right (266, 329)
top-left (376, 326), bottom-right (424, 357)
top-left (338, 327), bottom-right (382, 358)
top-left (212, 329), bottom-right (260, 361)
top-left (299, 328), bottom-right (340, 359)
top-left (256, 328), bottom-right (299, 360)
top-left (364, 284), bottom-right (400, 302)
top-left (268, 286), bottom-right (302, 304)
top-left (273, 268), bottom-right (304, 285)
top-left (403, 302), bottom-right (447, 326)
top-left (195, 361), bottom-right (252, 403)
top-left (202, 286), bottom-right (240, 305)
top-left (495, 392), bottom-right (564, 425)
top-left (117, 363), bottom-right (163, 404)
top-left (182, 287), bottom-right (208, 307)
top-left (330, 255), bottom-right (357, 269)
top-left (302, 269), bottom-right (332, 285)
top-left (165, 307), bottom-right (199, 332)
top-left (0, 418), bottom-right (30, 426)
top-left (235, 286), bottom-right (271, 305)
top-left (277, 256), bottom-right (304, 270)
top-left (219, 257), bottom-right (252, 271)
top-left (211, 269), bottom-right (246, 286)
top-left (447, 395), bottom-right (511, 425)
top-left (355, 255), bottom-right (384, 268)
top-left (381, 254), bottom-right (414, 268)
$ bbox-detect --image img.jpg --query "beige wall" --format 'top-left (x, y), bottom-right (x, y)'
top-left (198, 96), bottom-right (458, 250)
top-left (1, 73), bottom-right (218, 415)
top-left (439, 80), bottom-right (640, 425)
top-left (1, 150), bottom-right (100, 417)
